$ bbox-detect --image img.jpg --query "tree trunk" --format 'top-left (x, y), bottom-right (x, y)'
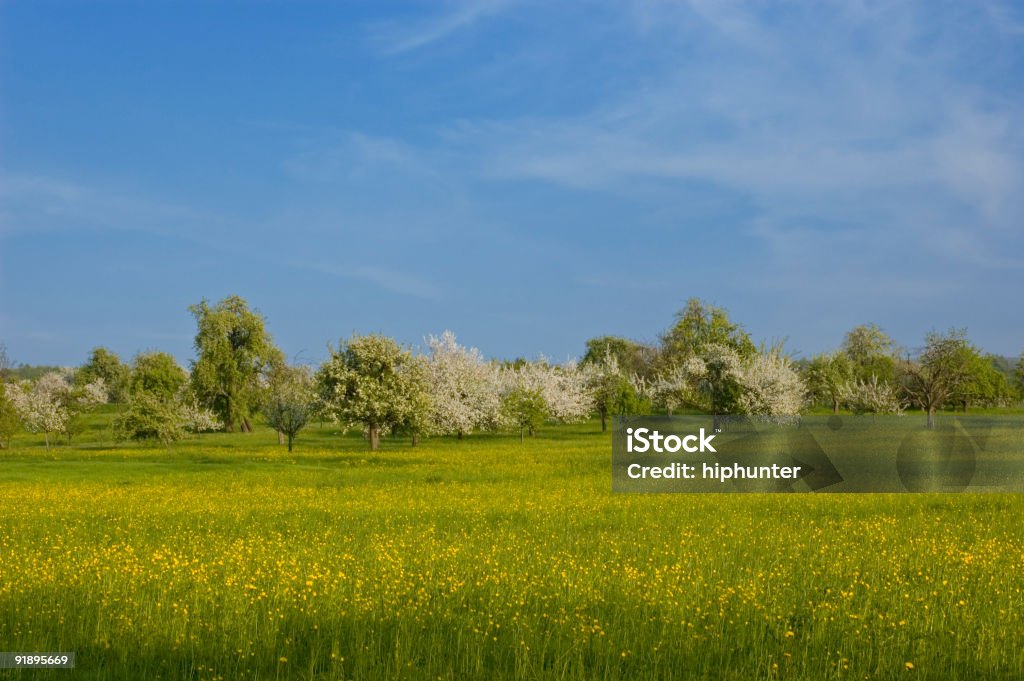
top-left (411, 433), bottom-right (419, 447)
top-left (528, 425), bottom-right (536, 437)
top-left (287, 433), bottom-right (293, 452)
top-left (44, 432), bottom-right (50, 450)
top-left (832, 399), bottom-right (840, 414)
top-left (520, 427), bottom-right (524, 443)
top-left (600, 408), bottom-right (607, 433)
top-left (242, 419), bottom-right (252, 433)
top-left (457, 431), bottom-right (463, 441)
top-left (277, 430), bottom-right (285, 445)
top-left (927, 406), bottom-right (936, 429)
top-left (369, 425), bottom-right (380, 451)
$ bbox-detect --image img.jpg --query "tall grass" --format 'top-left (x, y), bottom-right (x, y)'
top-left (0, 415), bottom-right (1022, 679)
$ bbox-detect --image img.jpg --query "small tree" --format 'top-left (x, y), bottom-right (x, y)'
top-left (114, 353), bottom-right (191, 445)
top-left (803, 352), bottom-right (853, 413)
top-left (315, 334), bottom-right (430, 450)
top-left (838, 376), bottom-right (905, 415)
top-left (179, 396), bottom-right (223, 434)
top-left (585, 351), bottom-right (621, 432)
top-left (114, 392), bottom-right (186, 445)
top-left (77, 347), bottom-right (129, 402)
top-left (899, 329), bottom-right (976, 428)
top-left (1017, 352), bottom-right (1024, 400)
top-left (0, 381), bottom-right (20, 448)
top-left (498, 360), bottom-right (592, 437)
top-left (585, 350), bottom-right (648, 430)
top-left (8, 373), bottom-right (72, 449)
top-left (264, 365), bottom-right (315, 452)
top-left (501, 386), bottom-right (548, 441)
top-left (61, 378), bottom-right (107, 443)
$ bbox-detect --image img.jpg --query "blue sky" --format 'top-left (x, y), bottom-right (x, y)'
top-left (2, 1), bottom-right (1023, 367)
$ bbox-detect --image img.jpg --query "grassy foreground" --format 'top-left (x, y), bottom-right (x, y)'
top-left (0, 411), bottom-right (1022, 680)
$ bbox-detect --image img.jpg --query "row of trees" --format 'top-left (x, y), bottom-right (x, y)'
top-left (583, 302), bottom-right (1023, 429)
top-left (2, 296), bottom-right (1023, 450)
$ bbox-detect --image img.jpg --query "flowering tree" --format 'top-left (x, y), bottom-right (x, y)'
top-left (179, 395), bottom-right (223, 434)
top-left (315, 334), bottom-right (430, 450)
top-left (8, 372), bottom-right (105, 448)
top-left (583, 350), bottom-right (647, 430)
top-left (425, 331), bottom-right (502, 439)
top-left (838, 375), bottom-right (905, 415)
top-left (263, 364), bottom-right (315, 451)
top-left (9, 377), bottom-right (66, 449)
top-left (737, 350), bottom-right (806, 417)
top-left (0, 381), bottom-right (19, 448)
top-left (649, 358), bottom-right (705, 416)
top-left (499, 359), bottom-right (592, 437)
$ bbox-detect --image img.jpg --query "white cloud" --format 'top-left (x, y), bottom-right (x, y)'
top-left (369, 0), bottom-right (516, 55)
top-left (289, 260), bottom-right (443, 302)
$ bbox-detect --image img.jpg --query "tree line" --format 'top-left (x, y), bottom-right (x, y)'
top-left (1, 296), bottom-right (1022, 450)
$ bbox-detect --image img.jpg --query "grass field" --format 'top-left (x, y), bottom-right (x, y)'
top-left (1, 408), bottom-right (1023, 680)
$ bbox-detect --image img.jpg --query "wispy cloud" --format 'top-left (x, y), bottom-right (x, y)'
top-left (0, 172), bottom-right (230, 242)
top-left (369, 0), bottom-right (516, 55)
top-left (431, 0), bottom-right (1023, 277)
top-left (288, 260), bottom-right (443, 302)
top-left (282, 132), bottom-right (440, 182)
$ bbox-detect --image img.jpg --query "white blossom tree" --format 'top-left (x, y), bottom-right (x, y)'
top-left (9, 376), bottom-right (67, 449)
top-left (840, 375), bottom-right (906, 415)
top-left (425, 331), bottom-right (502, 439)
top-left (263, 365), bottom-right (314, 451)
top-left (8, 372), bottom-right (105, 448)
top-left (315, 334), bottom-right (430, 450)
top-left (737, 350), bottom-right (806, 417)
top-left (499, 359), bottom-right (593, 437)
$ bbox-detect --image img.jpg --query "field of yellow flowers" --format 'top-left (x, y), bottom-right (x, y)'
top-left (1, 414), bottom-right (1022, 680)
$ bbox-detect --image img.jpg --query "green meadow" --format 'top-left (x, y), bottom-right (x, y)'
top-left (1, 408), bottom-right (1022, 680)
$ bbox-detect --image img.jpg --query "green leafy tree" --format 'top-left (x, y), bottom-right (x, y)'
top-left (263, 364), bottom-right (315, 452)
top-left (501, 386), bottom-right (548, 442)
top-left (114, 392), bottom-right (186, 445)
top-left (0, 381), bottom-right (20, 448)
top-left (77, 347), bottom-right (129, 402)
top-left (842, 324), bottom-right (897, 384)
top-left (315, 334), bottom-right (430, 450)
top-left (0, 344), bottom-right (11, 381)
top-left (1016, 352), bottom-right (1024, 400)
top-left (959, 353), bottom-right (1013, 410)
top-left (803, 352), bottom-right (853, 413)
top-left (190, 296), bottom-right (283, 432)
top-left (899, 329), bottom-right (977, 428)
top-left (581, 336), bottom-right (655, 379)
top-left (660, 299), bottom-right (756, 368)
top-left (584, 350), bottom-right (648, 431)
top-left (114, 352), bottom-right (190, 445)
top-left (0, 345), bottom-right (17, 447)
top-left (128, 352), bottom-right (187, 401)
